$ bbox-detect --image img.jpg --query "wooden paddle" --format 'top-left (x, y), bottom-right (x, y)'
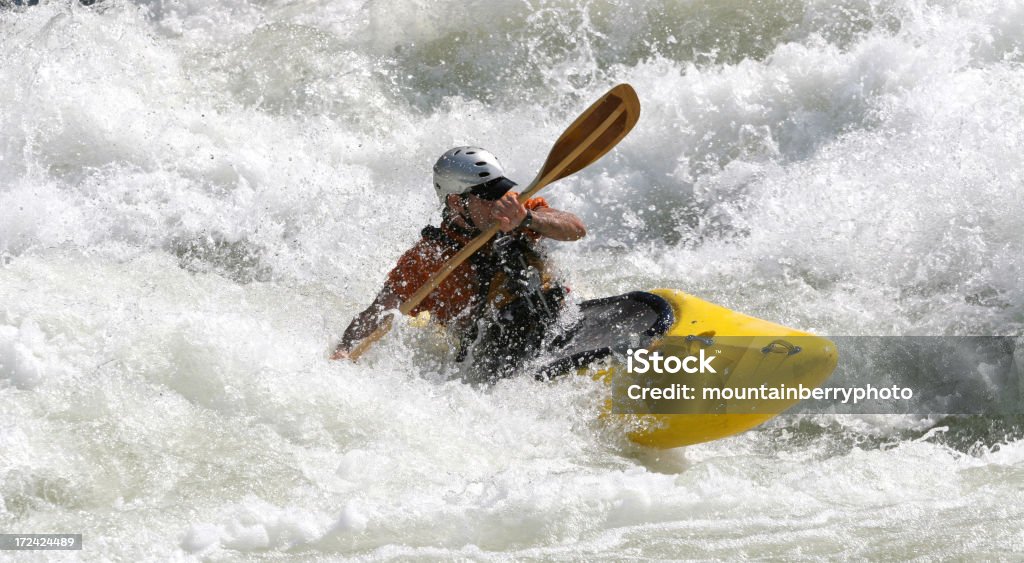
top-left (348, 83), bottom-right (641, 360)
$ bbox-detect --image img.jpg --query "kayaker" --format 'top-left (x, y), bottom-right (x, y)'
top-left (331, 146), bottom-right (587, 379)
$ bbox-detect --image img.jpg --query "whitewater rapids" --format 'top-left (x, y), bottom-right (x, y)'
top-left (2, 0), bottom-right (1023, 559)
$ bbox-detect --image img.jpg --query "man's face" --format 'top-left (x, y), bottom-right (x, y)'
top-left (447, 193), bottom-right (497, 227)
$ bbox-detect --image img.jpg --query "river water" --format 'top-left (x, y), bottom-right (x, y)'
top-left (2, 0), bottom-right (1023, 559)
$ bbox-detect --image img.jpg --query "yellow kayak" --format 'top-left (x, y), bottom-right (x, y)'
top-left (538, 289), bottom-right (838, 448)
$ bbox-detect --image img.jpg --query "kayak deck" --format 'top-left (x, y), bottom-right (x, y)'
top-left (534, 291), bottom-right (674, 379)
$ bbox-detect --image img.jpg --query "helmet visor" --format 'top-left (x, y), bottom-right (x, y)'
top-left (468, 176), bottom-right (517, 200)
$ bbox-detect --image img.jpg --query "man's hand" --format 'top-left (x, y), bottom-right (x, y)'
top-left (330, 348), bottom-right (351, 361)
top-left (331, 286), bottom-right (400, 362)
top-left (491, 193), bottom-right (528, 232)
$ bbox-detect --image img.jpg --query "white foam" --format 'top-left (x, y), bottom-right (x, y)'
top-left (0, 321), bottom-right (49, 390)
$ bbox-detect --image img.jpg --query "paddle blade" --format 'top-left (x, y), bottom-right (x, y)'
top-left (537, 83), bottom-right (641, 187)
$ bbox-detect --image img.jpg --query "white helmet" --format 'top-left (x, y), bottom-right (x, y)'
top-left (433, 146), bottom-right (515, 202)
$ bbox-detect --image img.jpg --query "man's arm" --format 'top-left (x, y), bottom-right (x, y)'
top-left (525, 207), bottom-right (587, 241)
top-left (492, 193), bottom-right (587, 241)
top-left (331, 285), bottom-right (402, 360)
